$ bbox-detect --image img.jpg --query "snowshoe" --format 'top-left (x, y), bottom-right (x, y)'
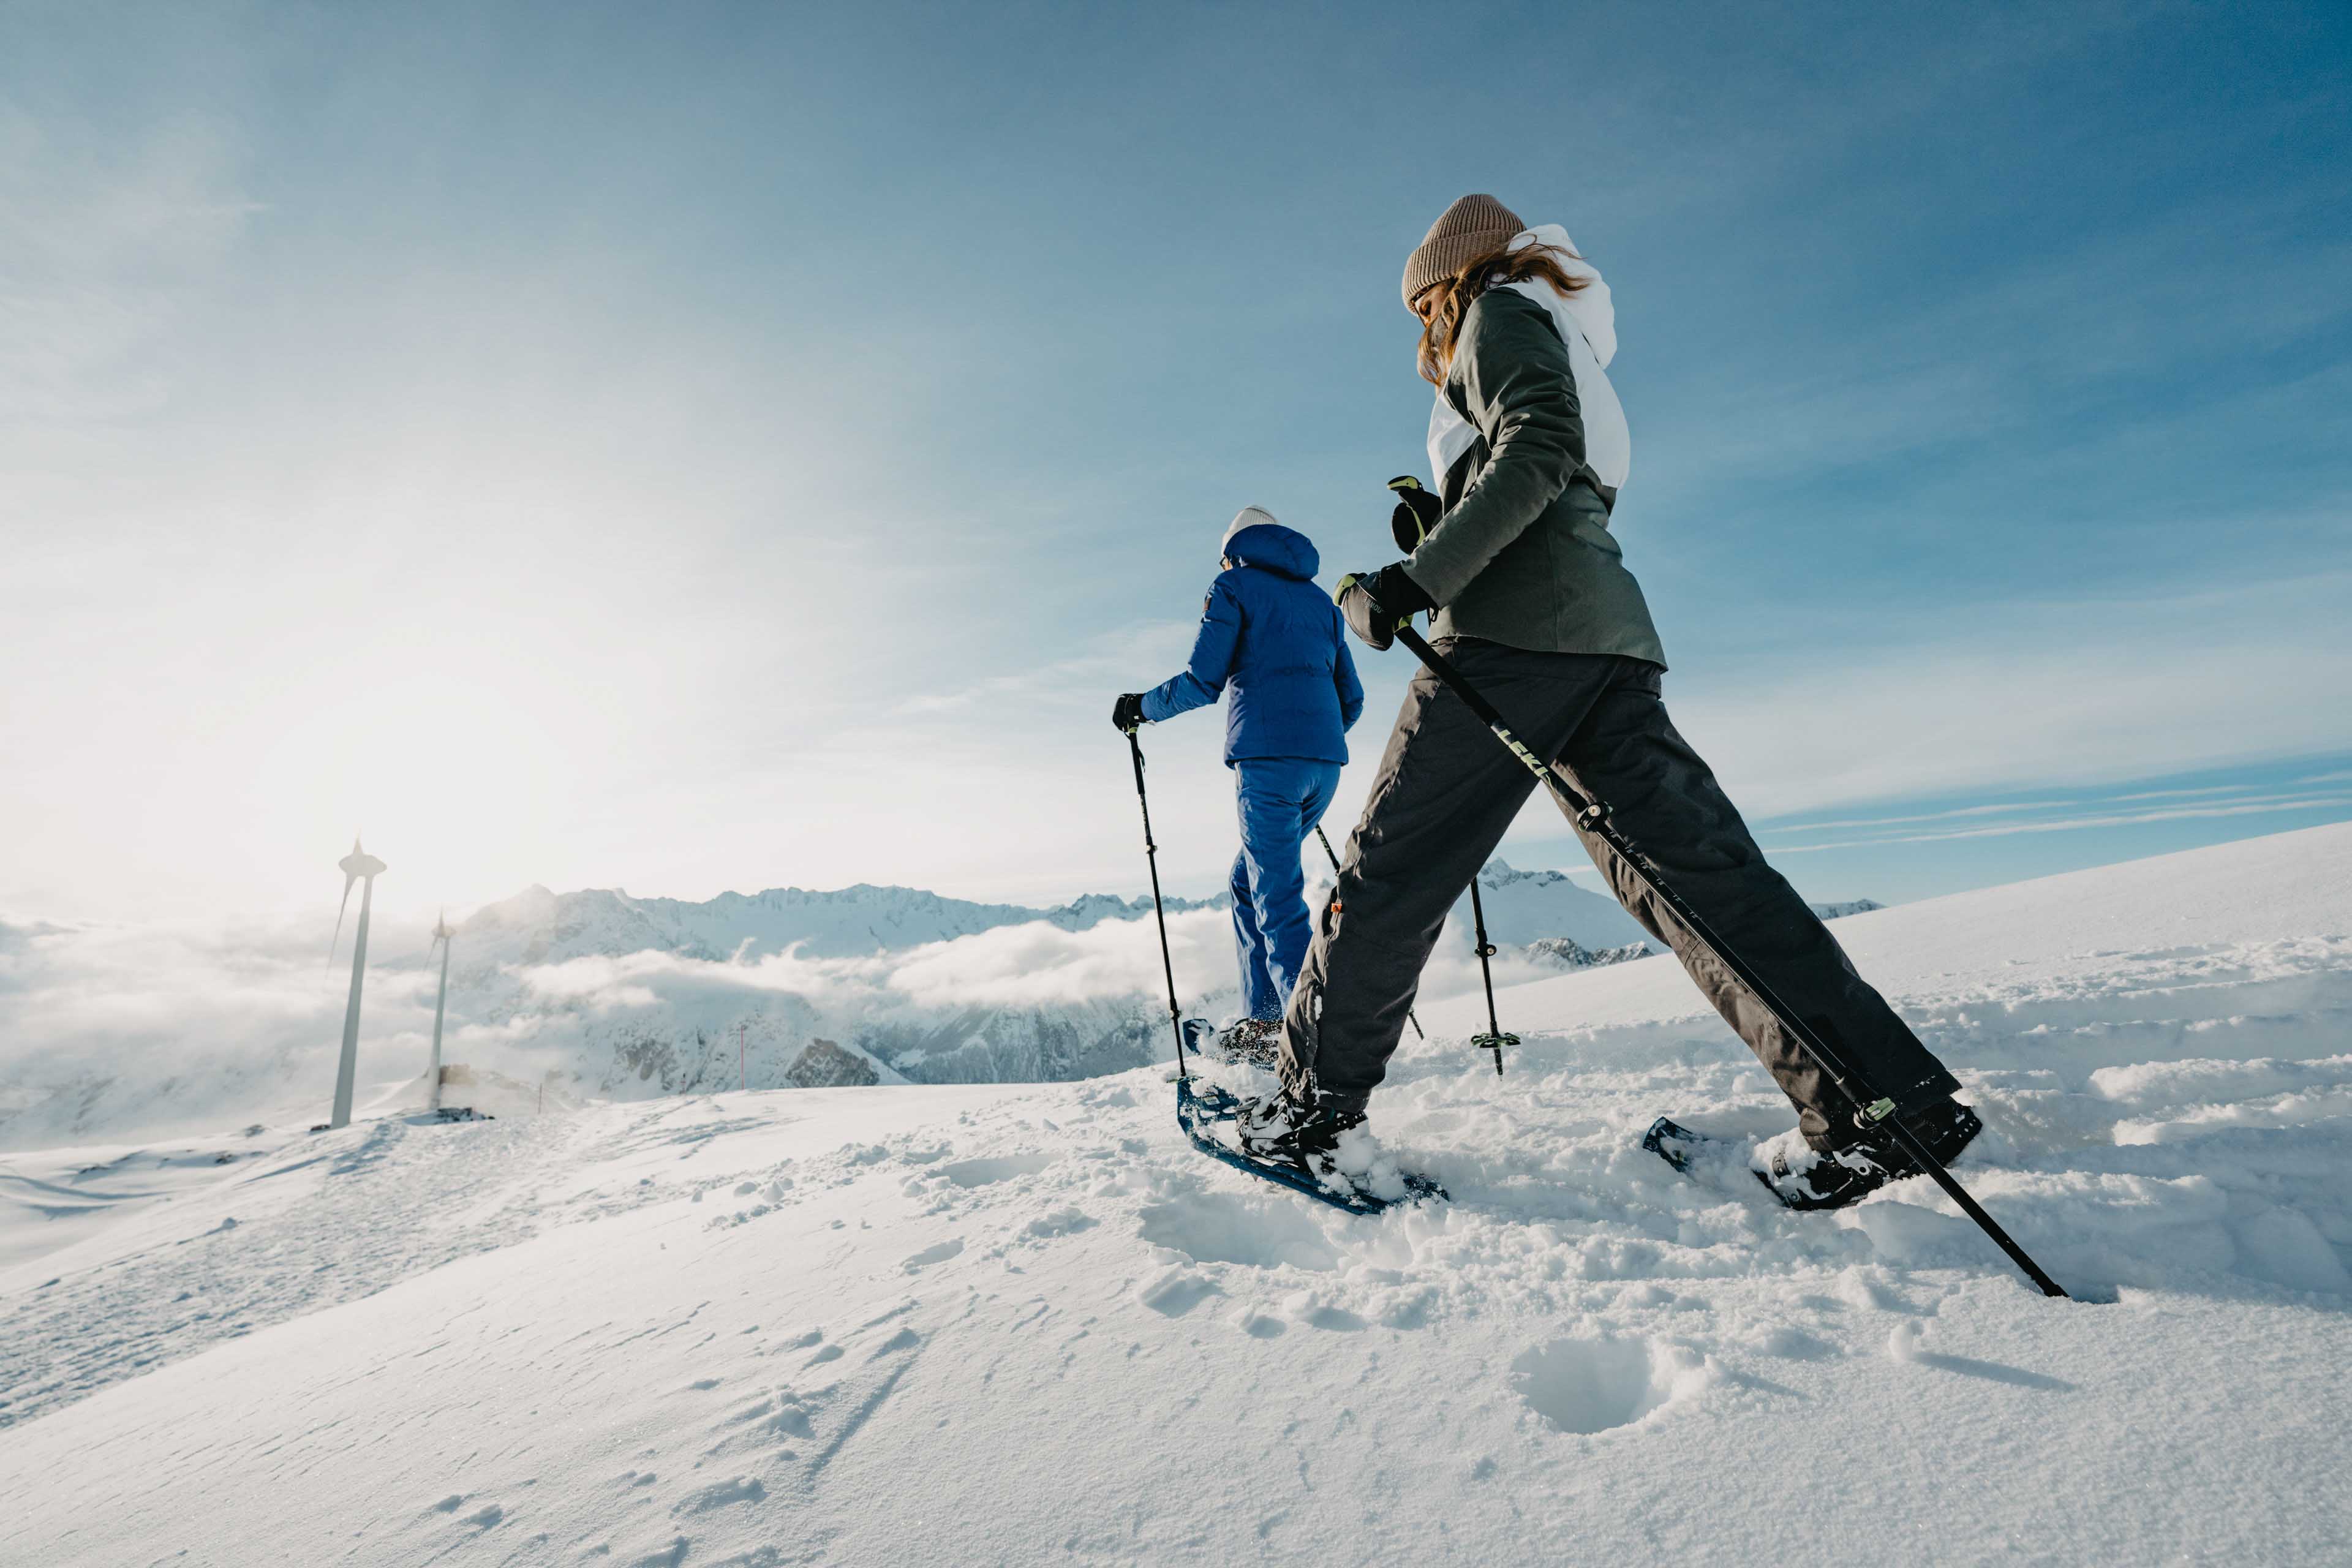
top-left (1642, 1117), bottom-right (1752, 1186)
top-left (1645, 1099), bottom-right (1984, 1212)
top-left (1175, 1079), bottom-right (1444, 1215)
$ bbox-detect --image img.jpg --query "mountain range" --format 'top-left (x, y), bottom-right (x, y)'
top-left (409, 865), bottom-right (1880, 1103)
top-left (450, 881), bottom-right (1224, 969)
top-left (0, 865), bottom-right (1880, 1146)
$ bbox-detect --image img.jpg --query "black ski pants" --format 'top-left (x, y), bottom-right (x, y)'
top-left (1277, 640), bottom-right (1959, 1150)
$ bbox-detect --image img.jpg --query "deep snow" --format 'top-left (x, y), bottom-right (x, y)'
top-left (2, 824), bottom-right (2348, 1565)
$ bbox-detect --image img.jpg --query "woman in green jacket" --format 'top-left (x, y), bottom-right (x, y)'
top-left (1253, 194), bottom-right (1979, 1210)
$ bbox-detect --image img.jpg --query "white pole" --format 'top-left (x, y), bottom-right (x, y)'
top-left (328, 840), bottom-right (386, 1131)
top-left (331, 873), bottom-right (374, 1129)
top-left (427, 929), bottom-right (451, 1112)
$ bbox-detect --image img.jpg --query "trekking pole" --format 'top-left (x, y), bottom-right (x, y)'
top-left (1384, 619), bottom-right (2068, 1298)
top-left (1314, 825), bottom-right (1425, 1042)
top-left (1465, 878), bottom-right (1513, 1076)
top-left (1126, 727), bottom-right (1189, 1083)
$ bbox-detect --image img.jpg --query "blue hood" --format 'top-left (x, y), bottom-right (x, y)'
top-left (1223, 522), bottom-right (1319, 581)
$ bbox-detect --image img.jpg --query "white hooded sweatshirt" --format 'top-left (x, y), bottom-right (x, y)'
top-left (1425, 224), bottom-right (1630, 500)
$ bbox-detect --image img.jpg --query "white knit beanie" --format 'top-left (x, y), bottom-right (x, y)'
top-left (1220, 505), bottom-right (1279, 549)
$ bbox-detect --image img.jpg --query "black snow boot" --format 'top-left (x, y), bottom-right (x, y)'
top-left (1759, 1099), bottom-right (1984, 1210)
top-left (1236, 1091), bottom-right (1365, 1173)
top-left (1756, 1137), bottom-right (1902, 1210)
top-left (1213, 1017), bottom-right (1282, 1070)
top-left (1890, 1098), bottom-right (1983, 1170)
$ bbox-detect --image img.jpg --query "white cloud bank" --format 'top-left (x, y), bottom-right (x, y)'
top-left (1, 880), bottom-right (1571, 1150)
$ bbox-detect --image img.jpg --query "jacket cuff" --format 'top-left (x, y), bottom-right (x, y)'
top-left (1401, 547), bottom-right (1466, 607)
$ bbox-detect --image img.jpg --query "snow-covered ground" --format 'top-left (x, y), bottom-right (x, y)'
top-left (3, 823), bottom-right (2348, 1564)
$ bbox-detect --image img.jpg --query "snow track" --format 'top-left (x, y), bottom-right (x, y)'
top-left (2, 825), bottom-right (2348, 1564)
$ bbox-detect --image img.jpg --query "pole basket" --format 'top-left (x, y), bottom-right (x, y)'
top-left (1471, 1030), bottom-right (1517, 1075)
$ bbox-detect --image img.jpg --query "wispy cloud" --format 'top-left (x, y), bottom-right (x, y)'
top-left (1769, 791), bottom-right (2352, 855)
top-left (2105, 784), bottom-right (2270, 804)
top-left (1768, 799), bottom-right (2076, 834)
top-left (0, 102), bottom-right (253, 424)
top-left (1669, 573), bottom-right (2352, 823)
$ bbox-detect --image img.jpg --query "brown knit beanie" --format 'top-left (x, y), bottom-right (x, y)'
top-left (1401, 194), bottom-right (1526, 309)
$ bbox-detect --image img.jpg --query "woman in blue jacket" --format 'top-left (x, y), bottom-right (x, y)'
top-left (1115, 507), bottom-right (1364, 1065)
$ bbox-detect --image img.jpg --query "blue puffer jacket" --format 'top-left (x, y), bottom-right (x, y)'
top-left (1142, 522), bottom-right (1365, 765)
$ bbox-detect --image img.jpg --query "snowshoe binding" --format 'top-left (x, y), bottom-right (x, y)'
top-left (1235, 1090), bottom-right (1363, 1166)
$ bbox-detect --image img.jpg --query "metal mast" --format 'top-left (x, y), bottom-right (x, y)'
top-left (328, 837), bottom-right (388, 1129)
top-left (426, 909), bottom-right (454, 1112)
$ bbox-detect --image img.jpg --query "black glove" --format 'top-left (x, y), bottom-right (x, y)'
top-left (1112, 693), bottom-right (1147, 733)
top-left (1335, 562), bottom-right (1434, 650)
top-left (1387, 475), bottom-right (1442, 552)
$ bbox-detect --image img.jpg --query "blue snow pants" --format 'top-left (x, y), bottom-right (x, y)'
top-left (1230, 758), bottom-right (1344, 1021)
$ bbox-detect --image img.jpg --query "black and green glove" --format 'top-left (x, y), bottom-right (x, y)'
top-left (1387, 475), bottom-right (1442, 553)
top-left (1335, 562), bottom-right (1435, 651)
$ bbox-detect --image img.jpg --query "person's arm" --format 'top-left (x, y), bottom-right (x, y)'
top-left (1141, 581), bottom-right (1242, 722)
top-left (1333, 623), bottom-right (1364, 731)
top-left (1403, 290), bottom-right (1585, 605)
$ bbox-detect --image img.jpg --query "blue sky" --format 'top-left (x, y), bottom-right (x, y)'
top-left (2, 0), bottom-right (2347, 919)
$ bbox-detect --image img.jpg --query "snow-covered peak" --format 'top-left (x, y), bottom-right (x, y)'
top-left (1458, 859), bottom-right (1651, 952)
top-left (451, 881), bottom-right (1215, 968)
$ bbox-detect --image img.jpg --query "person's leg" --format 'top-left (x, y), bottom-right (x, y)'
top-left (1280, 641), bottom-right (1618, 1112)
top-left (1553, 660), bottom-right (1961, 1149)
top-left (1247, 760), bottom-right (1344, 1009)
top-left (1229, 825), bottom-right (1281, 1022)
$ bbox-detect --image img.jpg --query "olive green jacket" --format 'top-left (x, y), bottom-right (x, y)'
top-left (1404, 288), bottom-right (1666, 665)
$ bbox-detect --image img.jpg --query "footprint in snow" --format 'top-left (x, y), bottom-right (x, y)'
top-left (1302, 1305), bottom-right (1366, 1332)
top-left (696, 1320), bottom-right (926, 1473)
top-left (1023, 1207), bottom-right (1096, 1238)
top-left (672, 1476), bottom-right (766, 1516)
top-left (1137, 1196), bottom-right (1338, 1272)
top-left (902, 1238), bottom-right (964, 1272)
top-left (941, 1152), bottom-right (1056, 1188)
top-left (1139, 1268), bottom-right (1221, 1317)
top-left (1510, 1335), bottom-right (1716, 1436)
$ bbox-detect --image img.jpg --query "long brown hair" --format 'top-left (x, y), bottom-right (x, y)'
top-left (1414, 239), bottom-right (1589, 385)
